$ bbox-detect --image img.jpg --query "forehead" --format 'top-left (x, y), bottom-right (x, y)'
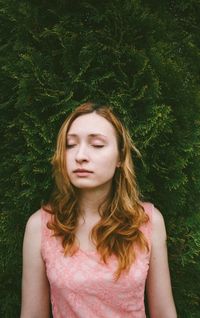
top-left (67, 112), bottom-right (116, 137)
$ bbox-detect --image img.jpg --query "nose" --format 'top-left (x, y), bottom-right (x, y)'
top-left (75, 144), bottom-right (89, 163)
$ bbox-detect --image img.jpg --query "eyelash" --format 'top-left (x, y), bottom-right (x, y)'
top-left (66, 144), bottom-right (104, 149)
top-left (92, 145), bottom-right (104, 148)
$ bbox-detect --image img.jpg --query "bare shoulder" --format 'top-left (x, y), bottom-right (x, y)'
top-left (26, 209), bottom-right (42, 229)
top-left (152, 206), bottom-right (165, 226)
top-left (152, 206), bottom-right (167, 242)
top-left (147, 206), bottom-right (178, 317)
top-left (22, 209), bottom-right (44, 262)
top-left (21, 209), bottom-right (50, 317)
top-left (24, 209), bottom-right (43, 243)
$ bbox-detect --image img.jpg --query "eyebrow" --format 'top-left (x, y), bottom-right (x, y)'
top-left (67, 133), bottom-right (107, 138)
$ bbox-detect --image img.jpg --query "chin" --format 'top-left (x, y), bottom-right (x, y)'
top-left (72, 180), bottom-right (113, 192)
top-left (74, 184), bottom-right (98, 190)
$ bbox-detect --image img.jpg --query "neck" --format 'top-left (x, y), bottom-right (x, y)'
top-left (78, 183), bottom-right (112, 218)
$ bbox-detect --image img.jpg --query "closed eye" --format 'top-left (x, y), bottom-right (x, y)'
top-left (92, 145), bottom-right (104, 148)
top-left (66, 144), bottom-right (104, 148)
top-left (66, 144), bottom-right (76, 148)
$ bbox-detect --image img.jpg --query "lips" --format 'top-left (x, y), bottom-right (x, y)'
top-left (73, 169), bottom-right (93, 177)
top-left (73, 169), bottom-right (93, 173)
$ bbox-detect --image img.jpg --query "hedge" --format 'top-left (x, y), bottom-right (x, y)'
top-left (0, 1), bottom-right (200, 317)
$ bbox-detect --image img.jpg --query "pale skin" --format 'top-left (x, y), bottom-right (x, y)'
top-left (21, 113), bottom-right (177, 318)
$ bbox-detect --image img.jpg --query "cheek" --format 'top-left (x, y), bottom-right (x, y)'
top-left (96, 149), bottom-right (119, 169)
top-left (65, 152), bottom-right (72, 172)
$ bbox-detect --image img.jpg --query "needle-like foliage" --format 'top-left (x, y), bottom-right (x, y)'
top-left (0, 1), bottom-right (200, 317)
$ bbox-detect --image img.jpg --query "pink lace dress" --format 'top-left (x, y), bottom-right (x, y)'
top-left (41, 202), bottom-right (153, 318)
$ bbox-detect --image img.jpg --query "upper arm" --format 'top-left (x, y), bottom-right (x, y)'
top-left (20, 210), bottom-right (50, 318)
top-left (146, 207), bottom-right (177, 318)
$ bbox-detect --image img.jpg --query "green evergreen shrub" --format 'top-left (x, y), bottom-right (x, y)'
top-left (0, 1), bottom-right (199, 317)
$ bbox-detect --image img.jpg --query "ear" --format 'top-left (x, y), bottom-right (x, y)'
top-left (116, 161), bottom-right (121, 168)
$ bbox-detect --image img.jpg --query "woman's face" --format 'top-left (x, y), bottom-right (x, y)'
top-left (66, 112), bottom-right (120, 191)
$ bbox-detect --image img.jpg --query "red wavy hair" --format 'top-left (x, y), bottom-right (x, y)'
top-left (44, 102), bottom-right (149, 280)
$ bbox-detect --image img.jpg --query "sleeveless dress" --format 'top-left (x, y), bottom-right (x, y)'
top-left (41, 202), bottom-right (154, 318)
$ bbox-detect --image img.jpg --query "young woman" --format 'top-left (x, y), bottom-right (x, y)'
top-left (21, 102), bottom-right (177, 318)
